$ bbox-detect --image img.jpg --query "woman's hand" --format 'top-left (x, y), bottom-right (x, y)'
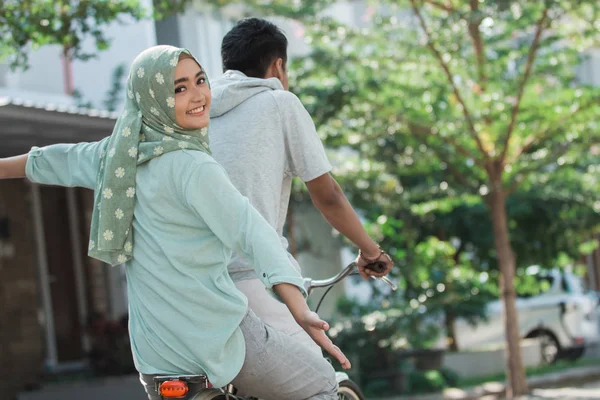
top-left (0, 154), bottom-right (28, 179)
top-left (273, 283), bottom-right (351, 369)
top-left (297, 310), bottom-right (351, 370)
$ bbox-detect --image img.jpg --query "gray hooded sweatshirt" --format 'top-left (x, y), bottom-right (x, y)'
top-left (209, 70), bottom-right (332, 281)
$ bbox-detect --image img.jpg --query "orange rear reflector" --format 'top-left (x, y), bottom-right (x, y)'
top-left (159, 380), bottom-right (189, 398)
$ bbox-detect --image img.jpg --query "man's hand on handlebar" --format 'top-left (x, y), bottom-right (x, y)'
top-left (355, 246), bottom-right (394, 280)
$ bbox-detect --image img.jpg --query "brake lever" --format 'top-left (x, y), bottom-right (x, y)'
top-left (370, 275), bottom-right (398, 291)
top-left (362, 259), bottom-right (397, 291)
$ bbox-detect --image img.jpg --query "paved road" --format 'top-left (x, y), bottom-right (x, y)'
top-left (521, 380), bottom-right (600, 400)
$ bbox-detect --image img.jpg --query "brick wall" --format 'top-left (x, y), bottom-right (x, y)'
top-left (0, 179), bottom-right (44, 399)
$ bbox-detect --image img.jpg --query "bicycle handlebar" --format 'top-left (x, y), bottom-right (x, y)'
top-left (303, 261), bottom-right (397, 296)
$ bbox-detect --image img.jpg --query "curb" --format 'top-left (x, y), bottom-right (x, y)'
top-left (372, 365), bottom-right (600, 400)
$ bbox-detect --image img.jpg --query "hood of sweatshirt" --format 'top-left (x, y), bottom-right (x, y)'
top-left (210, 70), bottom-right (284, 118)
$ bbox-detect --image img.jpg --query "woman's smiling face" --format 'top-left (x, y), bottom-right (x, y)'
top-left (173, 56), bottom-right (211, 130)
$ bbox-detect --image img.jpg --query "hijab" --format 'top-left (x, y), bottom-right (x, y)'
top-left (88, 45), bottom-right (210, 266)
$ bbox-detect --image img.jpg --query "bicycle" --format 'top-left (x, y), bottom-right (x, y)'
top-left (152, 260), bottom-right (396, 400)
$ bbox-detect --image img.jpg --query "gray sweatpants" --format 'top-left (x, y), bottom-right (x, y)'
top-left (140, 309), bottom-right (337, 400)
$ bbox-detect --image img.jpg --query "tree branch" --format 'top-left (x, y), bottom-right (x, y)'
top-left (411, 126), bottom-right (483, 190)
top-left (506, 143), bottom-right (574, 195)
top-left (401, 118), bottom-right (486, 167)
top-left (510, 96), bottom-right (599, 164)
top-left (410, 0), bottom-right (489, 160)
top-left (499, 6), bottom-right (550, 164)
top-left (427, 145), bottom-right (479, 190)
top-left (441, 134), bottom-right (483, 165)
top-left (510, 134), bottom-right (538, 162)
top-left (467, 0), bottom-right (486, 91)
top-left (423, 0), bottom-right (455, 12)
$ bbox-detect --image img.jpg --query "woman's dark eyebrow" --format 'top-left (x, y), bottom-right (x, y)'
top-left (174, 70), bottom-right (204, 85)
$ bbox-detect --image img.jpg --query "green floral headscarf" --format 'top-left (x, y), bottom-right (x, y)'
top-left (88, 45), bottom-right (210, 266)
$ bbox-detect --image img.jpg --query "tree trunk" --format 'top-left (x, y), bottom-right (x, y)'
top-left (489, 176), bottom-right (528, 398)
top-left (445, 311), bottom-right (458, 351)
top-left (62, 46), bottom-right (74, 95)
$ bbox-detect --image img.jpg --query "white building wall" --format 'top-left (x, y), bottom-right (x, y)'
top-left (71, 0), bottom-right (157, 110)
top-left (6, 46), bottom-right (65, 94)
top-left (176, 7), bottom-right (233, 80)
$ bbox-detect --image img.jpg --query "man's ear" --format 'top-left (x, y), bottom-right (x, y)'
top-left (264, 58), bottom-right (279, 79)
top-left (276, 57), bottom-right (285, 73)
top-left (265, 57), bottom-right (285, 80)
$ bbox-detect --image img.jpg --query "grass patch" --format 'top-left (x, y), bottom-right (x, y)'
top-left (456, 357), bottom-right (600, 388)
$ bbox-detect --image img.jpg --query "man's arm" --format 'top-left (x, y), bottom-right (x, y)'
top-left (306, 172), bottom-right (392, 277)
top-left (276, 91), bottom-right (393, 276)
top-left (0, 155), bottom-right (28, 179)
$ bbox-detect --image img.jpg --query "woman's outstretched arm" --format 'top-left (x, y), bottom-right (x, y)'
top-left (0, 154), bottom-right (28, 179)
top-left (9, 140), bottom-right (108, 189)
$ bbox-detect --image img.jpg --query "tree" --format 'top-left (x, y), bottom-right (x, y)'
top-left (285, 1), bottom-right (600, 397)
top-left (0, 0), bottom-right (208, 70)
top-left (0, 0), bottom-right (145, 69)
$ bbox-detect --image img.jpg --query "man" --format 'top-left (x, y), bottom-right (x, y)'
top-left (209, 18), bottom-right (392, 352)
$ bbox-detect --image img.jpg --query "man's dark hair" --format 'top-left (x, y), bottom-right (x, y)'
top-left (221, 18), bottom-right (288, 78)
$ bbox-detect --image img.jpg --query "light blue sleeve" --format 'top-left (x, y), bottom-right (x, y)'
top-left (25, 138), bottom-right (109, 190)
top-left (183, 159), bottom-right (307, 298)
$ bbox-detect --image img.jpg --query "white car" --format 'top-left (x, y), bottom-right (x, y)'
top-left (454, 268), bottom-right (600, 364)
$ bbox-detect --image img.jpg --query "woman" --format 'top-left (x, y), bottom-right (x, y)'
top-left (0, 46), bottom-right (347, 399)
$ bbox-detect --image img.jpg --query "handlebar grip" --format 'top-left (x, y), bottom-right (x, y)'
top-left (364, 260), bottom-right (387, 274)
